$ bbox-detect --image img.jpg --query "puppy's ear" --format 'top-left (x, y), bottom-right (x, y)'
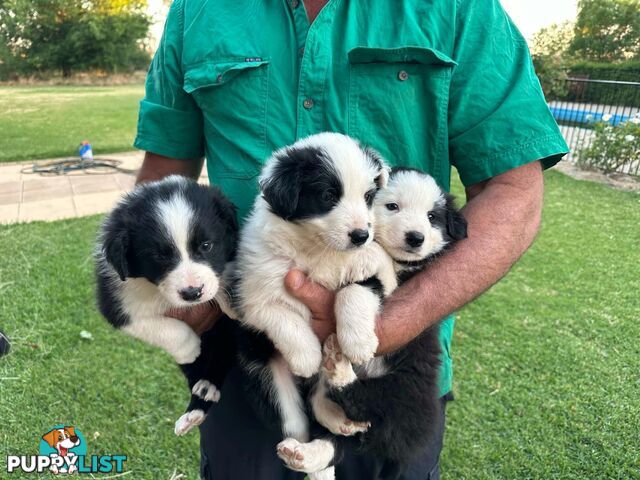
top-left (212, 189), bottom-right (239, 234)
top-left (364, 146), bottom-right (389, 188)
top-left (103, 227), bottom-right (129, 281)
top-left (445, 194), bottom-right (468, 241)
top-left (42, 430), bottom-right (58, 448)
top-left (376, 165), bottom-right (390, 189)
top-left (259, 149), bottom-right (303, 220)
top-left (66, 426), bottom-right (76, 437)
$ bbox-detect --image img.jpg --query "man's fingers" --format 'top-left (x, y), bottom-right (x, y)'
top-left (284, 269), bottom-right (334, 313)
top-left (166, 301), bottom-right (222, 336)
top-left (285, 269), bottom-right (337, 342)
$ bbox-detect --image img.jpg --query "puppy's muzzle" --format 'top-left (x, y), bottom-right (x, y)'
top-left (179, 285), bottom-right (204, 302)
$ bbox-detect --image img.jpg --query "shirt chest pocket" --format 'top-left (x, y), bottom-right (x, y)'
top-left (184, 59), bottom-right (270, 179)
top-left (347, 47), bottom-right (456, 179)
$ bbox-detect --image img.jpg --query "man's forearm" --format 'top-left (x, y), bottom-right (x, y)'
top-left (376, 161), bottom-right (544, 354)
top-left (136, 152), bottom-right (204, 184)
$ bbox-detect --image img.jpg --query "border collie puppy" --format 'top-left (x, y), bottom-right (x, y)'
top-left (277, 168), bottom-right (468, 478)
top-left (95, 176), bottom-right (238, 436)
top-left (234, 133), bottom-right (397, 457)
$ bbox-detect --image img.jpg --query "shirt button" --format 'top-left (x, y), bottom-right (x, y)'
top-left (298, 46), bottom-right (305, 57)
top-left (291, 0), bottom-right (299, 8)
top-left (397, 70), bottom-right (409, 81)
top-left (303, 98), bottom-right (314, 109)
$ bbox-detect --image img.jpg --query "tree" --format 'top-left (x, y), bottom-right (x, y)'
top-left (530, 22), bottom-right (574, 99)
top-left (531, 21), bottom-right (575, 61)
top-left (569, 0), bottom-right (640, 61)
top-left (0, 0), bottom-right (150, 78)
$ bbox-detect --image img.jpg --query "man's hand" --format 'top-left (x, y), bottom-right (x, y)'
top-left (284, 270), bottom-right (336, 342)
top-left (167, 301), bottom-right (223, 336)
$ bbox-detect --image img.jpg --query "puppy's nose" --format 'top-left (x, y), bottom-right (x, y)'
top-left (179, 285), bottom-right (204, 302)
top-left (405, 231), bottom-right (425, 248)
top-left (70, 435), bottom-right (79, 443)
top-left (349, 229), bottom-right (369, 246)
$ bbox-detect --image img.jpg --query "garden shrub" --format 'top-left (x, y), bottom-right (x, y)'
top-left (578, 116), bottom-right (640, 175)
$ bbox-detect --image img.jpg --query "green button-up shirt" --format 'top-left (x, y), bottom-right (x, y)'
top-left (135, 0), bottom-right (569, 395)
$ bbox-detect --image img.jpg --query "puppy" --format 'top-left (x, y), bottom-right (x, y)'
top-left (233, 133), bottom-right (397, 478)
top-left (277, 168), bottom-right (468, 477)
top-left (95, 175), bottom-right (238, 436)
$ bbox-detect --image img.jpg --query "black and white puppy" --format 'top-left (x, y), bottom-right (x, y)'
top-left (277, 168), bottom-right (468, 477)
top-left (95, 175), bottom-right (238, 436)
top-left (233, 133), bottom-right (397, 478)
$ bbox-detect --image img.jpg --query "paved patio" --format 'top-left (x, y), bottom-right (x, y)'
top-left (0, 151), bottom-right (208, 224)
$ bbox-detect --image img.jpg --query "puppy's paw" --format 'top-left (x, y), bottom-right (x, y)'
top-left (174, 409), bottom-right (206, 436)
top-left (192, 380), bottom-right (221, 402)
top-left (337, 418), bottom-right (370, 436)
top-left (277, 438), bottom-right (335, 473)
top-left (319, 405), bottom-right (370, 437)
top-left (337, 326), bottom-right (378, 366)
top-left (313, 385), bottom-right (369, 436)
top-left (322, 334), bottom-right (356, 388)
top-left (173, 333), bottom-right (201, 365)
top-left (287, 345), bottom-right (322, 378)
top-left (277, 438), bottom-right (306, 471)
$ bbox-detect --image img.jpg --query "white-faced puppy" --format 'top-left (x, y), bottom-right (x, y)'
top-left (234, 133), bottom-right (397, 458)
top-left (277, 168), bottom-right (468, 478)
top-left (95, 175), bottom-right (238, 436)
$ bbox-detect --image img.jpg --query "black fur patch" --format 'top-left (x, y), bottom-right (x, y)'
top-left (355, 276), bottom-right (385, 301)
top-left (260, 146), bottom-right (343, 221)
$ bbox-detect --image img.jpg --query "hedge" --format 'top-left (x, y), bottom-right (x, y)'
top-left (548, 61), bottom-right (640, 107)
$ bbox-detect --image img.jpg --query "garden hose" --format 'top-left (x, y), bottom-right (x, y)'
top-left (20, 158), bottom-right (137, 176)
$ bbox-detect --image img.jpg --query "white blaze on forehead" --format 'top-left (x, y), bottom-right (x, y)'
top-left (317, 134), bottom-right (378, 197)
top-left (382, 170), bottom-right (444, 212)
top-left (156, 193), bottom-right (193, 259)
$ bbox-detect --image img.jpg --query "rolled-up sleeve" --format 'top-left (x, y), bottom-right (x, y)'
top-left (448, 0), bottom-right (569, 186)
top-left (134, 0), bottom-right (204, 159)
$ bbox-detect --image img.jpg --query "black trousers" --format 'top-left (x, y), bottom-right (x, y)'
top-left (199, 365), bottom-right (451, 480)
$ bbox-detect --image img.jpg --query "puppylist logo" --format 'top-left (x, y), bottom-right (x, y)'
top-left (6, 425), bottom-right (127, 475)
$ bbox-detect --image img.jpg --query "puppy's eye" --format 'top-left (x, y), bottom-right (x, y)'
top-left (200, 241), bottom-right (213, 253)
top-left (427, 212), bottom-right (435, 221)
top-left (385, 203), bottom-right (399, 211)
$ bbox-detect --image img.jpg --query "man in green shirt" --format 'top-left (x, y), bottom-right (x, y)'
top-left (134, 0), bottom-right (568, 478)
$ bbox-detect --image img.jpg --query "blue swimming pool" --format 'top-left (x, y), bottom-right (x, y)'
top-left (549, 106), bottom-right (632, 126)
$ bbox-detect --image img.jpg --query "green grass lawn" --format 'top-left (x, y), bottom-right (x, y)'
top-left (0, 171), bottom-right (638, 479)
top-left (0, 85), bottom-right (143, 163)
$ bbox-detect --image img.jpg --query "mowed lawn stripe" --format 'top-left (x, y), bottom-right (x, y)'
top-left (0, 85), bottom-right (144, 163)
